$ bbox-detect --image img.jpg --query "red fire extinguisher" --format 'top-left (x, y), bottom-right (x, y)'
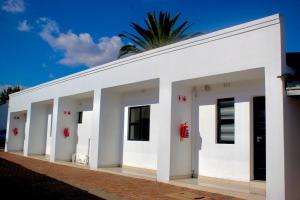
top-left (13, 128), bottom-right (18, 136)
top-left (179, 122), bottom-right (189, 141)
top-left (63, 128), bottom-right (70, 138)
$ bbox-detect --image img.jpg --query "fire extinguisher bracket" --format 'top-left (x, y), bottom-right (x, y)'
top-left (63, 128), bottom-right (70, 138)
top-left (13, 128), bottom-right (18, 136)
top-left (179, 122), bottom-right (189, 141)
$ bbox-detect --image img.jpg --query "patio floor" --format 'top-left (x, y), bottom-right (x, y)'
top-left (0, 152), bottom-right (240, 200)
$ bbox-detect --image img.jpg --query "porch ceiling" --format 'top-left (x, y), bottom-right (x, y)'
top-left (64, 91), bottom-right (94, 100)
top-left (33, 99), bottom-right (54, 105)
top-left (104, 79), bottom-right (159, 93)
top-left (12, 110), bottom-right (27, 114)
top-left (174, 68), bottom-right (264, 87)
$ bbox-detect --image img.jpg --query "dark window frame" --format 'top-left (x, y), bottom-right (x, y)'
top-left (217, 98), bottom-right (235, 144)
top-left (128, 105), bottom-right (150, 141)
top-left (78, 111), bottom-right (83, 124)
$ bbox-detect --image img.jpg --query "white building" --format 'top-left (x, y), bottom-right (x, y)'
top-left (5, 14), bottom-right (300, 200)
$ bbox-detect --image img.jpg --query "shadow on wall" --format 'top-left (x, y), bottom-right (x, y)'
top-left (192, 92), bottom-right (202, 177)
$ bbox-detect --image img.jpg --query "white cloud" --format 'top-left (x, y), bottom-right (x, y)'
top-left (17, 20), bottom-right (32, 32)
top-left (37, 17), bottom-right (123, 68)
top-left (1, 0), bottom-right (25, 13)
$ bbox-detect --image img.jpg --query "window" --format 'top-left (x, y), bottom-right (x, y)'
top-left (217, 98), bottom-right (235, 144)
top-left (78, 111), bottom-right (83, 124)
top-left (128, 106), bottom-right (150, 141)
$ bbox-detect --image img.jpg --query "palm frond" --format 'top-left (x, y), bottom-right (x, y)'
top-left (0, 86), bottom-right (21, 105)
top-left (118, 45), bottom-right (142, 58)
top-left (119, 33), bottom-right (149, 49)
top-left (118, 11), bottom-right (194, 58)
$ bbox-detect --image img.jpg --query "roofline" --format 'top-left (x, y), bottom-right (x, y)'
top-left (11, 13), bottom-right (281, 97)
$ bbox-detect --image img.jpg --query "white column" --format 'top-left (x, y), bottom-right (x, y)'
top-left (23, 104), bottom-right (31, 156)
top-left (50, 97), bottom-right (60, 162)
top-left (157, 80), bottom-right (172, 182)
top-left (265, 71), bottom-right (286, 200)
top-left (4, 111), bottom-right (11, 152)
top-left (89, 90), bottom-right (101, 170)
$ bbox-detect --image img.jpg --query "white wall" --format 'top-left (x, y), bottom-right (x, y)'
top-left (28, 103), bottom-right (53, 155)
top-left (170, 84), bottom-right (192, 178)
top-left (0, 103), bottom-right (8, 130)
top-left (77, 99), bottom-right (93, 158)
top-left (77, 111), bottom-right (92, 156)
top-left (52, 97), bottom-right (93, 161)
top-left (122, 88), bottom-right (159, 170)
top-left (195, 79), bottom-right (264, 181)
top-left (6, 112), bottom-right (26, 151)
top-left (55, 98), bottom-right (78, 161)
top-left (98, 90), bottom-right (122, 167)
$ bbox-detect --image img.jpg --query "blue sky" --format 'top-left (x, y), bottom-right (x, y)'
top-left (0, 0), bottom-right (299, 89)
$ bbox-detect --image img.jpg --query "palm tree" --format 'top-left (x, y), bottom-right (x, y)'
top-left (0, 86), bottom-right (22, 105)
top-left (118, 11), bottom-right (194, 58)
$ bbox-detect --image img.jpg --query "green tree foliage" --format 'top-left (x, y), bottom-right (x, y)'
top-left (119, 11), bottom-right (194, 58)
top-left (0, 86), bottom-right (22, 105)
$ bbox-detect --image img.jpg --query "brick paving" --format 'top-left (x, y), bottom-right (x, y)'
top-left (0, 155), bottom-right (103, 200)
top-left (0, 152), bottom-right (241, 200)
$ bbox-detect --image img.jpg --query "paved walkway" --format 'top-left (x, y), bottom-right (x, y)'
top-left (0, 152), bottom-right (240, 200)
top-left (0, 156), bottom-right (103, 200)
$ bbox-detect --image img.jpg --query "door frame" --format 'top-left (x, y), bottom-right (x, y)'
top-left (252, 96), bottom-right (266, 181)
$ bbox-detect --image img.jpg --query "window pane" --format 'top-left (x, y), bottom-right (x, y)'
top-left (220, 124), bottom-right (234, 133)
top-left (220, 132), bottom-right (235, 142)
top-left (218, 98), bottom-right (234, 143)
top-left (141, 106), bottom-right (150, 140)
top-left (129, 124), bottom-right (140, 140)
top-left (220, 107), bottom-right (234, 119)
top-left (141, 120), bottom-right (150, 140)
top-left (130, 108), bottom-right (140, 123)
top-left (141, 106), bottom-right (150, 119)
top-left (128, 106), bottom-right (150, 141)
top-left (219, 99), bottom-right (234, 107)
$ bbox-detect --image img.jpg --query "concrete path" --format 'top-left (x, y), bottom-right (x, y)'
top-left (0, 152), bottom-right (240, 200)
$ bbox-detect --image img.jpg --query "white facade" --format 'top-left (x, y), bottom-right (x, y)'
top-left (122, 88), bottom-right (159, 170)
top-left (5, 14), bottom-right (300, 199)
top-left (196, 79), bottom-right (264, 181)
